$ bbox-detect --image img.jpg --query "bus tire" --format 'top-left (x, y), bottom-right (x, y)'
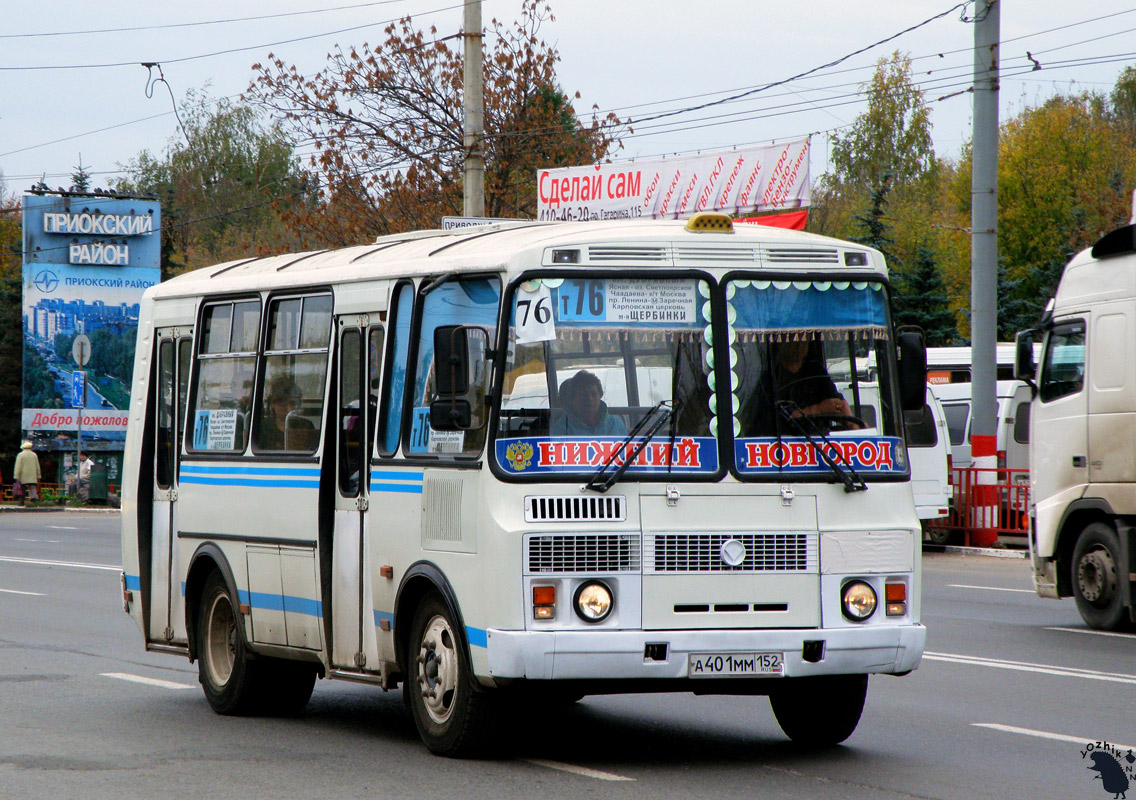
top-left (405, 593), bottom-right (496, 757)
top-left (197, 570), bottom-right (262, 715)
top-left (769, 674), bottom-right (868, 747)
top-left (1071, 522), bottom-right (1131, 631)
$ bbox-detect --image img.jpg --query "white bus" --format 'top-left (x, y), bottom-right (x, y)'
top-left (121, 214), bottom-right (928, 755)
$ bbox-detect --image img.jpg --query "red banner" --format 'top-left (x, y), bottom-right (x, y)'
top-left (736, 209), bottom-right (808, 230)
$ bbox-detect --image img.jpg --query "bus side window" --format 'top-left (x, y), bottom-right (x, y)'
top-left (188, 299), bottom-right (260, 453)
top-left (379, 283), bottom-right (414, 456)
top-left (255, 294), bottom-right (332, 454)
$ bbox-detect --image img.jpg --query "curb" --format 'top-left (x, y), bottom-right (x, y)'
top-left (926, 544), bottom-right (1028, 559)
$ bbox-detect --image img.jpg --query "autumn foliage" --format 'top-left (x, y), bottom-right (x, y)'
top-left (247, 1), bottom-right (625, 246)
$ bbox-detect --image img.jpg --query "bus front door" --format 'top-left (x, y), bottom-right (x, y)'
top-left (150, 331), bottom-right (192, 645)
top-left (330, 320), bottom-right (382, 670)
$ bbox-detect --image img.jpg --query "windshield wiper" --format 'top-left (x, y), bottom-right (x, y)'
top-left (584, 401), bottom-right (674, 493)
top-left (775, 401), bottom-right (867, 493)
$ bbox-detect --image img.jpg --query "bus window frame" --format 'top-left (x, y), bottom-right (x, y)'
top-left (376, 280), bottom-right (416, 460)
top-left (398, 272), bottom-right (502, 464)
top-left (721, 269), bottom-right (910, 485)
top-left (487, 268), bottom-right (727, 485)
top-left (184, 294), bottom-right (262, 458)
top-left (251, 289), bottom-right (334, 458)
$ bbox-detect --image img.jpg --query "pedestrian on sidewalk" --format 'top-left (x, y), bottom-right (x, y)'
top-left (13, 441), bottom-right (41, 506)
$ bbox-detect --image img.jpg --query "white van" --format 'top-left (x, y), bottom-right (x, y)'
top-left (906, 388), bottom-right (950, 522)
top-left (932, 380), bottom-right (1031, 473)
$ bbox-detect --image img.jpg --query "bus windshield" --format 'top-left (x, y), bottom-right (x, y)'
top-left (727, 278), bottom-right (906, 478)
top-left (495, 275), bottom-right (718, 477)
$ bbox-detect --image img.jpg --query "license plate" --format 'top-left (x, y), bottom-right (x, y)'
top-left (688, 651), bottom-right (783, 677)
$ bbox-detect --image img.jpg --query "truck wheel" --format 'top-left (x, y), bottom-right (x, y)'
top-left (769, 674), bottom-right (868, 746)
top-left (197, 571), bottom-right (261, 715)
top-left (1071, 522), bottom-right (1132, 631)
top-left (405, 593), bottom-right (497, 756)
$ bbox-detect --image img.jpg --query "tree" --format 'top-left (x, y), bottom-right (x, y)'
top-left (892, 244), bottom-right (958, 345)
top-left (70, 158), bottom-right (94, 193)
top-left (114, 90), bottom-right (306, 276)
top-left (850, 174), bottom-right (899, 266)
top-left (829, 52), bottom-right (935, 190)
top-left (0, 177), bottom-right (22, 476)
top-left (246, 0), bottom-right (625, 244)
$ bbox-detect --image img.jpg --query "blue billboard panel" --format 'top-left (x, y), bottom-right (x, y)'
top-left (21, 193), bottom-right (161, 440)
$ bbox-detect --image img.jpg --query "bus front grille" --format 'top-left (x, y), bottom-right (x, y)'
top-left (644, 532), bottom-right (817, 573)
top-left (525, 495), bottom-right (626, 522)
top-left (526, 534), bottom-right (641, 574)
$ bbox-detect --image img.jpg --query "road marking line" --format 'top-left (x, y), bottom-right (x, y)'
top-left (46, 526), bottom-right (77, 530)
top-left (0, 555), bottom-right (119, 572)
top-left (16, 538), bottom-right (61, 543)
top-left (1045, 626), bottom-right (1136, 639)
top-left (925, 651), bottom-right (1136, 684)
top-left (0, 588), bottom-right (45, 596)
top-left (523, 759), bottom-right (634, 782)
top-left (101, 672), bottom-right (195, 691)
top-left (947, 583), bottom-right (1034, 593)
top-left (973, 723), bottom-right (1135, 752)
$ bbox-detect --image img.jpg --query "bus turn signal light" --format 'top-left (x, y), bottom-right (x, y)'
top-left (533, 586), bottom-right (556, 619)
top-left (885, 583), bottom-right (906, 616)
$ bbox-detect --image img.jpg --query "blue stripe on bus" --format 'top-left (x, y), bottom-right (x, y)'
top-left (238, 589), bottom-right (323, 617)
top-left (373, 609), bottom-right (395, 628)
top-left (370, 482), bottom-right (424, 494)
top-left (179, 477), bottom-right (319, 488)
top-left (181, 465), bottom-right (321, 477)
top-left (125, 574), bottom-right (141, 591)
top-left (369, 470), bottom-right (424, 481)
top-left (466, 626), bottom-right (488, 649)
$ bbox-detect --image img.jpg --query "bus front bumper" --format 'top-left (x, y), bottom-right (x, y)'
top-left (484, 624), bottom-right (926, 680)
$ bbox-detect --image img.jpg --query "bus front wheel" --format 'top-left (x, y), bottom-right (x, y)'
top-left (769, 674), bottom-right (868, 746)
top-left (405, 593), bottom-right (496, 756)
top-left (197, 571), bottom-right (261, 715)
top-left (1071, 522), bottom-right (1132, 631)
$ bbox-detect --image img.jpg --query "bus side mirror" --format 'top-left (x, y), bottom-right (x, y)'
top-left (896, 328), bottom-right (927, 412)
top-left (431, 325), bottom-right (490, 431)
top-left (1014, 330), bottom-right (1036, 382)
top-left (434, 325), bottom-right (471, 395)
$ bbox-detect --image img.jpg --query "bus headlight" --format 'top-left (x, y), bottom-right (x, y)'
top-left (573, 581), bottom-right (613, 623)
top-left (841, 580), bottom-right (877, 621)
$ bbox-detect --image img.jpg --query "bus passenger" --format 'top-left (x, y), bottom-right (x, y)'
top-left (259, 376), bottom-right (315, 451)
top-left (551, 370), bottom-right (627, 436)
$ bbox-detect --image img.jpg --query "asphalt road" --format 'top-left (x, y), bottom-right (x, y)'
top-left (0, 511), bottom-right (1132, 799)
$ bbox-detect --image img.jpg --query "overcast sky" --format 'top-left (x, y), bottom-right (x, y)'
top-left (2, 1), bottom-right (1134, 195)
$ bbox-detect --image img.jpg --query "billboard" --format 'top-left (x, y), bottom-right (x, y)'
top-left (21, 192), bottom-right (160, 440)
top-left (536, 137), bottom-right (810, 223)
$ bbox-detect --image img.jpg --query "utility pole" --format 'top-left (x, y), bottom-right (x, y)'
top-left (970, 0), bottom-right (1000, 545)
top-left (462, 0), bottom-right (485, 217)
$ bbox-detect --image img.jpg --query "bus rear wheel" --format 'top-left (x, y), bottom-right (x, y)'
top-left (769, 674), bottom-right (868, 747)
top-left (405, 593), bottom-right (496, 757)
top-left (197, 571), bottom-right (261, 715)
top-left (1071, 523), bottom-right (1132, 631)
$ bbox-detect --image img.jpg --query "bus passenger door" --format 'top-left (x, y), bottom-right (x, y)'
top-left (330, 320), bottom-right (381, 670)
top-left (150, 330), bottom-right (192, 644)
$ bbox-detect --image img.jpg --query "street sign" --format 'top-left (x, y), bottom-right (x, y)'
top-left (72, 334), bottom-right (91, 366)
top-left (440, 216), bottom-right (528, 230)
top-left (71, 371), bottom-right (86, 409)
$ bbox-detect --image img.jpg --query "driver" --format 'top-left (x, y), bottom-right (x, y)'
top-left (745, 339), bottom-right (859, 434)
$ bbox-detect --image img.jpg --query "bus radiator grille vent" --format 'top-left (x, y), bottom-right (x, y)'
top-left (525, 534), bottom-right (641, 574)
top-left (524, 495), bottom-right (626, 522)
top-left (763, 247), bottom-right (839, 264)
top-left (674, 246), bottom-right (760, 265)
top-left (585, 245), bottom-right (670, 264)
top-left (644, 532), bottom-right (818, 573)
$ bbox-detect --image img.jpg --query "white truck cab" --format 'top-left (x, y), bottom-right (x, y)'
top-left (1017, 221), bottom-right (1136, 630)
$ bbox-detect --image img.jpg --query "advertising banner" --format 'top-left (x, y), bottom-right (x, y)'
top-left (21, 192), bottom-right (161, 439)
top-left (536, 137), bottom-right (810, 223)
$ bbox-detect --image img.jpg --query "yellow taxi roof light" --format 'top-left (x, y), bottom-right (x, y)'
top-left (684, 212), bottom-right (734, 233)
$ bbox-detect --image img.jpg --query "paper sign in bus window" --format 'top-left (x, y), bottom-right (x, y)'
top-left (193, 408), bottom-right (238, 450)
top-left (557, 278), bottom-right (697, 324)
top-left (514, 283), bottom-right (556, 344)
